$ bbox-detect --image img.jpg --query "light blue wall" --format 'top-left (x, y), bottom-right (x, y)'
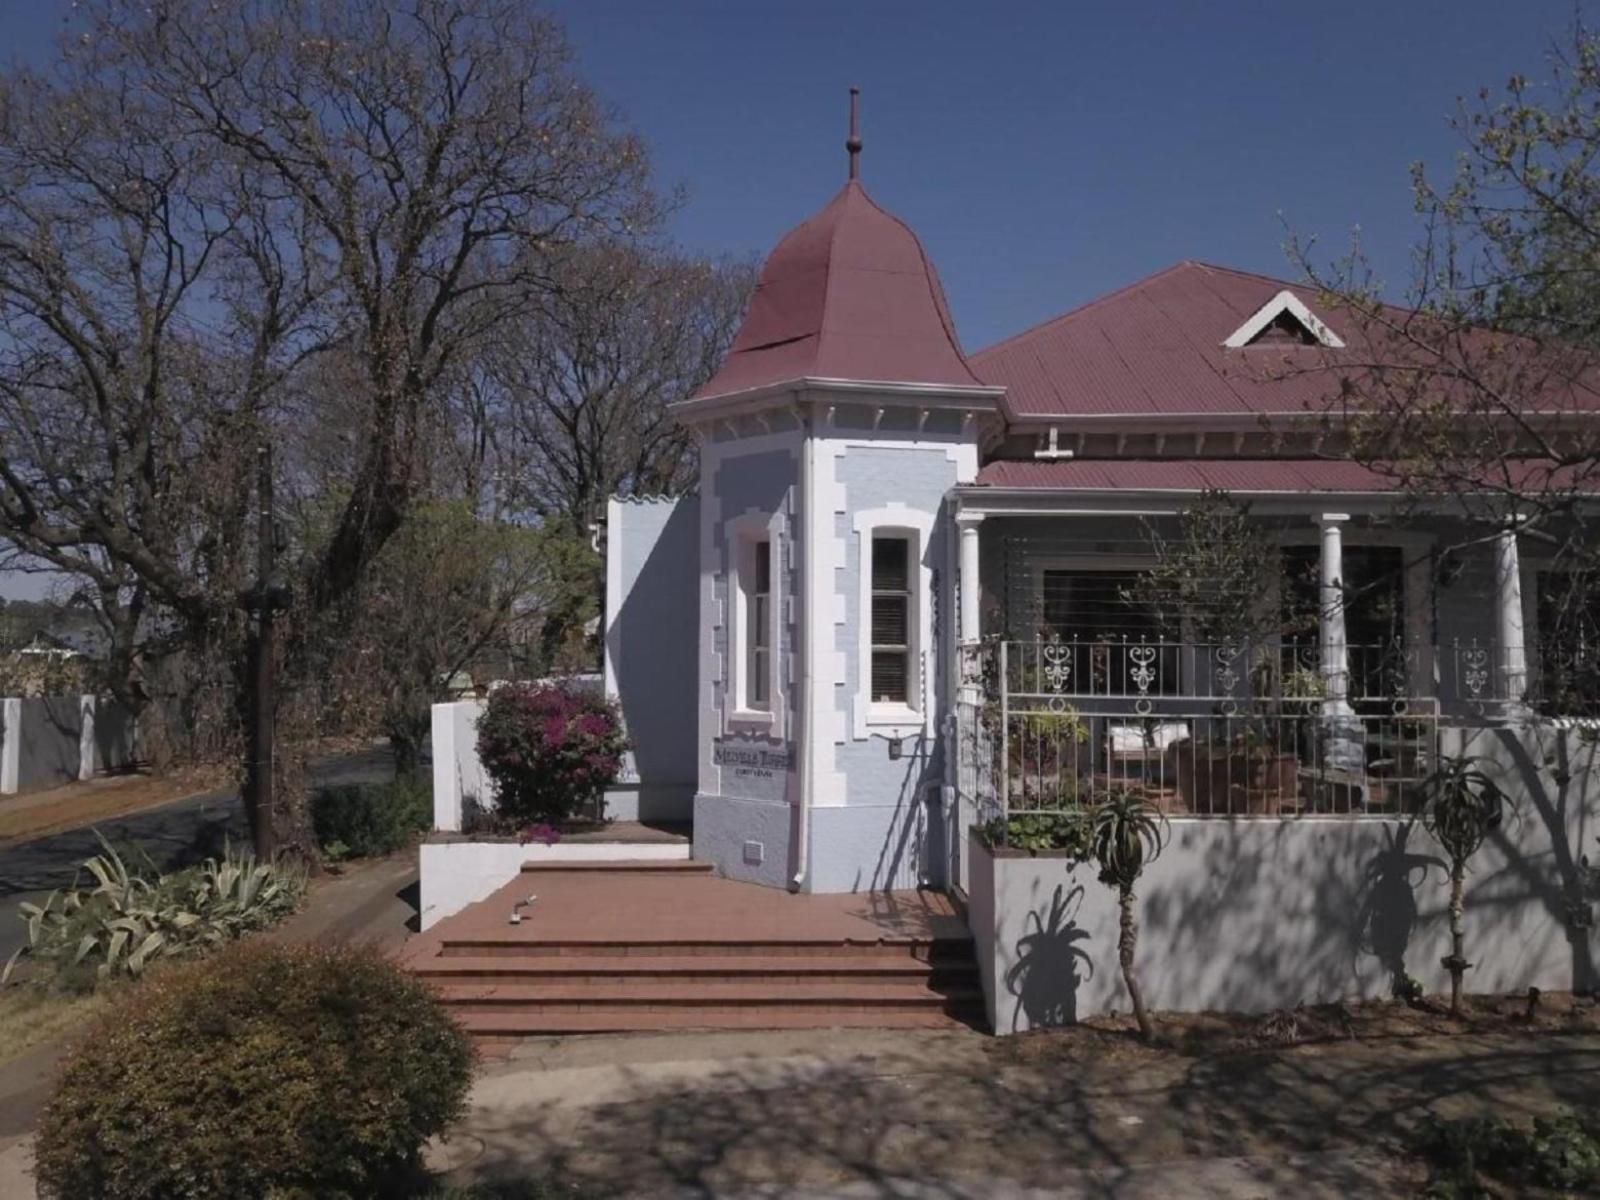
top-left (606, 496), bottom-right (699, 822)
top-left (695, 441), bottom-right (801, 884)
top-left (819, 442), bottom-right (961, 891)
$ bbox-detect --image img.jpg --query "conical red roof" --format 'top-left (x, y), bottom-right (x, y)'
top-left (692, 180), bottom-right (983, 400)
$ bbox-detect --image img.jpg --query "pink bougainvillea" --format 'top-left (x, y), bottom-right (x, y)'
top-left (476, 683), bottom-right (630, 827)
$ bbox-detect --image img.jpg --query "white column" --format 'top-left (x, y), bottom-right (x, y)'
top-left (1319, 514), bottom-right (1352, 714)
top-left (78, 694), bottom-right (97, 782)
top-left (1494, 524), bottom-right (1528, 705)
top-left (957, 512), bottom-right (984, 645)
top-left (0, 697), bottom-right (19, 795)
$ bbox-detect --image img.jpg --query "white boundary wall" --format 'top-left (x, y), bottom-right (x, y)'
top-left (430, 699), bottom-right (488, 832)
top-left (969, 723), bottom-right (1600, 1033)
top-left (0, 695), bottom-right (136, 794)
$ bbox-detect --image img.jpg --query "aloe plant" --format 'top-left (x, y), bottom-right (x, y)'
top-left (1089, 789), bottom-right (1168, 1041)
top-left (1420, 754), bottom-right (1514, 1015)
top-left (3, 832), bottom-right (304, 987)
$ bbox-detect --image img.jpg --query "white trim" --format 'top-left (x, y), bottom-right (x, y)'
top-left (1222, 289), bottom-right (1346, 349)
top-left (672, 377), bottom-right (1004, 424)
top-left (0, 697), bottom-right (19, 794)
top-left (852, 505), bottom-right (936, 739)
top-left (602, 496), bottom-right (623, 705)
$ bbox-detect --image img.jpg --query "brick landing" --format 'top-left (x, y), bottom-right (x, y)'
top-left (403, 862), bottom-right (982, 1038)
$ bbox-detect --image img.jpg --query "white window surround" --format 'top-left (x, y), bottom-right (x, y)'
top-left (853, 505), bottom-right (935, 739)
top-left (1222, 289), bottom-right (1346, 349)
top-left (726, 510), bottom-right (783, 730)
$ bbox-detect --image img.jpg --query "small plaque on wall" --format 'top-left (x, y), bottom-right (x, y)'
top-left (712, 742), bottom-right (793, 778)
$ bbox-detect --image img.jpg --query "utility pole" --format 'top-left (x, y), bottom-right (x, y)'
top-left (245, 442), bottom-right (277, 858)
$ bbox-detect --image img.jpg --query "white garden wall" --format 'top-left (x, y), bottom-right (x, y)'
top-left (970, 723), bottom-right (1600, 1033)
top-left (418, 838), bottom-right (690, 929)
top-left (0, 694), bottom-right (137, 794)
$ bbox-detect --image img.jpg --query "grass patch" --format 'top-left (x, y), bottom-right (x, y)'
top-left (0, 983), bottom-right (108, 1064)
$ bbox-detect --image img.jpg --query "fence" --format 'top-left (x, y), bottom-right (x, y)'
top-left (956, 637), bottom-right (1582, 833)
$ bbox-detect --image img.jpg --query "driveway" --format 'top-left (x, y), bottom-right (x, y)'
top-left (0, 746), bottom-right (396, 963)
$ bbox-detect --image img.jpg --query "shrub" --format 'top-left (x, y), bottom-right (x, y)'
top-left (34, 940), bottom-right (476, 1200)
top-left (977, 809), bottom-right (1090, 856)
top-left (476, 683), bottom-right (629, 827)
top-left (3, 833), bottom-right (304, 990)
top-left (1416, 1111), bottom-right (1600, 1196)
top-left (313, 774), bottom-right (433, 860)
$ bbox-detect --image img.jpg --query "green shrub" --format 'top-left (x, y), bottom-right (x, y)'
top-left (977, 809), bottom-right (1091, 855)
top-left (313, 774), bottom-right (433, 860)
top-left (1416, 1111), bottom-right (1600, 1196)
top-left (34, 940), bottom-right (476, 1200)
top-left (3, 833), bottom-right (304, 990)
top-left (475, 683), bottom-right (629, 827)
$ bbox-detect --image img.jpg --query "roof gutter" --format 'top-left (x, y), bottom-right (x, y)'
top-left (791, 399), bottom-right (815, 893)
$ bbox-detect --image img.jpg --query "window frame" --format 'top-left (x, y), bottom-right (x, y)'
top-left (853, 507), bottom-right (934, 738)
top-left (727, 512), bottom-right (781, 729)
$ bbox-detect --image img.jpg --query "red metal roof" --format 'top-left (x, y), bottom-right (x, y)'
top-left (975, 459), bottom-right (1405, 492)
top-left (972, 261), bottom-right (1383, 419)
top-left (691, 181), bottom-right (983, 400)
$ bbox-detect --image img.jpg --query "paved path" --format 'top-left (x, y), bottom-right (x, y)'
top-left (0, 747), bottom-right (395, 963)
top-left (428, 1028), bottom-right (1600, 1197)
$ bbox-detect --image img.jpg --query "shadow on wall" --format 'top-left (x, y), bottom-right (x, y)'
top-left (994, 724), bottom-right (1600, 1025)
top-left (1005, 882), bottom-right (1094, 1031)
top-left (610, 500), bottom-right (698, 792)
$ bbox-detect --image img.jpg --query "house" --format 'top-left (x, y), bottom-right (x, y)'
top-left (427, 97), bottom-right (1600, 1032)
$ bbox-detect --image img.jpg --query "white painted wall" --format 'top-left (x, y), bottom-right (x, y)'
top-left (0, 695), bottom-right (137, 795)
top-left (419, 839), bottom-right (690, 929)
top-left (970, 723), bottom-right (1600, 1033)
top-left (430, 699), bottom-right (488, 831)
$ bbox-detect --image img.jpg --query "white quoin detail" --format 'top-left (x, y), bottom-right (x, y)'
top-left (1223, 289), bottom-right (1346, 349)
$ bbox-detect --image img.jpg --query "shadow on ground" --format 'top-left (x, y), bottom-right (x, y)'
top-left (440, 1030), bottom-right (1600, 1198)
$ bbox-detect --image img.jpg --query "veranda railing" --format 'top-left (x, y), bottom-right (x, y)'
top-left (957, 637), bottom-right (1593, 834)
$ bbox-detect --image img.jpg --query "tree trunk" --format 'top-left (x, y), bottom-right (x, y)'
top-left (1447, 858), bottom-right (1467, 1016)
top-left (1119, 884), bottom-right (1154, 1042)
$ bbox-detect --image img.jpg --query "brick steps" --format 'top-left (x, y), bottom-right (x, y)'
top-left (413, 954), bottom-right (977, 987)
top-left (436, 938), bottom-right (973, 960)
top-left (519, 860), bottom-right (713, 874)
top-left (409, 864), bottom-right (984, 1038)
top-left (438, 981), bottom-right (977, 1007)
top-left (453, 1006), bottom-right (982, 1035)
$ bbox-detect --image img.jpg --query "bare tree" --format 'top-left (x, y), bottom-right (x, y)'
top-left (487, 242), bottom-right (755, 532)
top-left (0, 0), bottom-right (661, 853)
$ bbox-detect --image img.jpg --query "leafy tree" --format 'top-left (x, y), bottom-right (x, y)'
top-left (1294, 22), bottom-right (1600, 656)
top-left (1420, 754), bottom-right (1515, 1015)
top-left (1088, 789), bottom-right (1167, 1042)
top-left (335, 503), bottom-right (595, 774)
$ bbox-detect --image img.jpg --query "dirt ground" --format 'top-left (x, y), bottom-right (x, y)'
top-left (431, 1013), bottom-right (1600, 1198)
top-left (0, 767), bottom-right (226, 846)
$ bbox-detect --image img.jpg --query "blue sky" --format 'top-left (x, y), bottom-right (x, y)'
top-left (1, 0), bottom-right (1585, 352)
top-left (0, 2), bottom-right (1583, 599)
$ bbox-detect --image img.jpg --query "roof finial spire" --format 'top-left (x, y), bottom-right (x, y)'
top-left (846, 86), bottom-right (862, 181)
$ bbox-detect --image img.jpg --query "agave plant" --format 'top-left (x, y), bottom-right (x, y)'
top-left (1420, 754), bottom-right (1514, 1015)
top-left (3, 832), bottom-right (304, 987)
top-left (1089, 789), bottom-right (1168, 1042)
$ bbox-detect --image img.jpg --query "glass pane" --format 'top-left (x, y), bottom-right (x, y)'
top-left (871, 595), bottom-right (908, 647)
top-left (752, 595), bottom-right (769, 649)
top-left (872, 651), bottom-right (909, 704)
top-left (872, 537), bottom-right (909, 592)
top-left (751, 649), bottom-right (769, 706)
top-left (754, 540), bottom-right (771, 594)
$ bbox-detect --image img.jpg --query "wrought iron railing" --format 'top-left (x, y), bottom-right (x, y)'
top-left (955, 636), bottom-right (1596, 837)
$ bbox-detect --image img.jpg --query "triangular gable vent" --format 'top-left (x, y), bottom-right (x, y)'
top-left (1222, 289), bottom-right (1345, 349)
